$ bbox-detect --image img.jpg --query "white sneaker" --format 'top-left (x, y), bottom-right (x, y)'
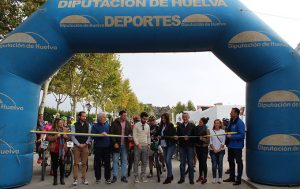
top-left (218, 178), bottom-right (222, 184)
top-left (141, 177), bottom-right (148, 183)
top-left (134, 176), bottom-right (140, 183)
top-left (212, 178), bottom-right (217, 184)
top-left (82, 179), bottom-right (89, 185)
top-left (73, 179), bottom-right (78, 186)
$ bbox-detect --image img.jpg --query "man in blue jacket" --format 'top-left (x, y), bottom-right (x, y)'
top-left (91, 113), bottom-right (111, 184)
top-left (223, 108), bottom-right (245, 185)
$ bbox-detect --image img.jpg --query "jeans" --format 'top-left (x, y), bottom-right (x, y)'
top-left (112, 145), bottom-right (128, 177)
top-left (179, 146), bottom-right (194, 180)
top-left (228, 148), bottom-right (243, 181)
top-left (195, 146), bottom-right (208, 178)
top-left (50, 152), bottom-right (65, 177)
top-left (134, 146), bottom-right (148, 178)
top-left (94, 147), bottom-right (111, 180)
top-left (162, 144), bottom-right (176, 177)
top-left (127, 148), bottom-right (134, 176)
top-left (210, 150), bottom-right (225, 178)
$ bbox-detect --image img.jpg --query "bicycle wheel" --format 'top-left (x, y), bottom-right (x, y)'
top-left (154, 152), bottom-right (161, 182)
top-left (64, 149), bottom-right (73, 178)
top-left (41, 149), bottom-right (46, 181)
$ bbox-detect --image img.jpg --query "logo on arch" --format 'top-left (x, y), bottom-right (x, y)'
top-left (258, 134), bottom-right (300, 152)
top-left (0, 92), bottom-right (24, 111)
top-left (60, 15), bottom-right (101, 27)
top-left (0, 32), bottom-right (58, 51)
top-left (258, 90), bottom-right (300, 108)
top-left (228, 31), bottom-right (288, 49)
top-left (181, 14), bottom-right (226, 27)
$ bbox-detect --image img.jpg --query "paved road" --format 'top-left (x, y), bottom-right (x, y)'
top-left (20, 153), bottom-right (251, 189)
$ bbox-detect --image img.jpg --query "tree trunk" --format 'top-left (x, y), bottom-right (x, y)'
top-left (71, 96), bottom-right (78, 118)
top-left (39, 71), bottom-right (58, 114)
top-left (56, 102), bottom-right (60, 112)
top-left (39, 78), bottom-right (51, 115)
top-left (95, 103), bottom-right (98, 117)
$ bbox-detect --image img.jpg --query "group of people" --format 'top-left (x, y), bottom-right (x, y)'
top-left (35, 107), bottom-right (245, 186)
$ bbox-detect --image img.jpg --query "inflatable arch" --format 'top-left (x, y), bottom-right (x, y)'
top-left (1, 0), bottom-right (300, 187)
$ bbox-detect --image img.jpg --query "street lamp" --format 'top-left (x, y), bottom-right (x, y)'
top-left (86, 103), bottom-right (92, 123)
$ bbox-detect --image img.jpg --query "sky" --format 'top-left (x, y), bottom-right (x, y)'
top-left (45, 0), bottom-right (300, 111)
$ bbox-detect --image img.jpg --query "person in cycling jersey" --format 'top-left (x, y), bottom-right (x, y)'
top-left (147, 115), bottom-right (165, 178)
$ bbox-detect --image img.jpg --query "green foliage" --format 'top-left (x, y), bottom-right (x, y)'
top-left (50, 53), bottom-right (143, 117)
top-left (187, 100), bottom-right (196, 111)
top-left (43, 107), bottom-right (72, 122)
top-left (0, 0), bottom-right (46, 40)
top-left (172, 100), bottom-right (196, 116)
top-left (173, 101), bottom-right (186, 115)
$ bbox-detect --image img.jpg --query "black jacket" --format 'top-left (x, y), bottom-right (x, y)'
top-left (194, 125), bottom-right (210, 147)
top-left (110, 118), bottom-right (132, 152)
top-left (158, 123), bottom-right (177, 146)
top-left (177, 122), bottom-right (196, 147)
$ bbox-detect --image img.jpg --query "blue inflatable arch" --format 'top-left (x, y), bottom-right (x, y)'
top-left (1, 0), bottom-right (300, 187)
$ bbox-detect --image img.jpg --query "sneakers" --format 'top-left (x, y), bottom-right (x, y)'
top-left (73, 179), bottom-right (78, 186)
top-left (189, 180), bottom-right (194, 185)
top-left (163, 177), bottom-right (171, 184)
top-left (111, 176), bottom-right (117, 183)
top-left (177, 178), bottom-right (185, 184)
top-left (106, 179), bottom-right (112, 184)
top-left (212, 178), bottom-right (217, 184)
top-left (218, 178), bottom-right (222, 184)
top-left (134, 176), bottom-right (140, 183)
top-left (223, 178), bottom-right (235, 182)
top-left (201, 178), bottom-right (207, 184)
top-left (225, 169), bottom-right (230, 174)
top-left (82, 179), bottom-right (89, 185)
top-left (233, 180), bottom-right (242, 185)
top-left (141, 177), bottom-right (148, 183)
top-left (147, 172), bottom-right (153, 178)
top-left (121, 176), bottom-right (128, 183)
top-left (196, 176), bottom-right (203, 183)
top-left (37, 158), bottom-right (42, 164)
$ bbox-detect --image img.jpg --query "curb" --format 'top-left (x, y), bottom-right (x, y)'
top-left (242, 178), bottom-right (258, 189)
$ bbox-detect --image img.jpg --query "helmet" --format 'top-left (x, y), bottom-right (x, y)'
top-left (148, 115), bottom-right (156, 122)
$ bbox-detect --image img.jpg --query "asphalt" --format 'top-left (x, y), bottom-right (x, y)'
top-left (18, 151), bottom-right (300, 189)
top-left (19, 152), bottom-right (248, 189)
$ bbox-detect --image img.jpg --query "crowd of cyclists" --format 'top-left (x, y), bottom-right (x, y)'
top-left (35, 107), bottom-right (245, 186)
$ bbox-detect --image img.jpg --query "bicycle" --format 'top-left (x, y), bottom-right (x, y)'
top-left (150, 140), bottom-right (162, 182)
top-left (40, 139), bottom-right (49, 181)
top-left (64, 141), bottom-right (74, 178)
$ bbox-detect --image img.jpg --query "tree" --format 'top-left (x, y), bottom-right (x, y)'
top-left (85, 54), bottom-right (123, 116)
top-left (0, 0), bottom-right (46, 40)
top-left (39, 74), bottom-right (52, 114)
top-left (173, 101), bottom-right (187, 116)
top-left (106, 79), bottom-right (142, 117)
top-left (142, 104), bottom-right (154, 115)
top-left (187, 100), bottom-right (196, 111)
top-left (126, 92), bottom-right (142, 117)
top-left (51, 54), bottom-right (91, 118)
